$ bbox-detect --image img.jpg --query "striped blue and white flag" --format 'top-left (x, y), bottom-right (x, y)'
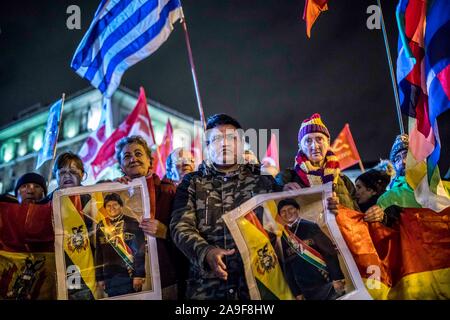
top-left (71, 0), bottom-right (183, 98)
top-left (36, 99), bottom-right (63, 169)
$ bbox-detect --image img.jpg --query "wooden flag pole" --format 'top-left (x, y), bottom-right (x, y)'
top-left (47, 93), bottom-right (66, 186)
top-left (358, 159), bottom-right (366, 173)
top-left (180, 16), bottom-right (207, 131)
top-left (377, 0), bottom-right (405, 135)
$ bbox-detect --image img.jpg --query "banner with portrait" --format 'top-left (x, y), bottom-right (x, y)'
top-left (223, 183), bottom-right (371, 300)
top-left (52, 177), bottom-right (161, 300)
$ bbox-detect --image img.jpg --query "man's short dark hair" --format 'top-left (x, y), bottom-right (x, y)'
top-left (206, 114), bottom-right (242, 131)
top-left (103, 193), bottom-right (123, 208)
top-left (115, 135), bottom-right (153, 166)
top-left (53, 152), bottom-right (85, 176)
top-left (277, 198), bottom-right (300, 213)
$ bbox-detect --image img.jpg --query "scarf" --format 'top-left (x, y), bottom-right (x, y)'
top-left (294, 150), bottom-right (340, 187)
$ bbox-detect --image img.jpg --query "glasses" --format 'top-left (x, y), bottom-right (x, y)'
top-left (174, 158), bottom-right (195, 165)
top-left (209, 133), bottom-right (239, 145)
top-left (301, 136), bottom-right (327, 147)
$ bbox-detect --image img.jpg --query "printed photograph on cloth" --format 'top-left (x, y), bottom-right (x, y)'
top-left (52, 177), bottom-right (161, 300)
top-left (223, 183), bottom-right (371, 300)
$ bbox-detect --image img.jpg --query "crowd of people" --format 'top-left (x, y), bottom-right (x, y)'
top-left (0, 112), bottom-right (422, 300)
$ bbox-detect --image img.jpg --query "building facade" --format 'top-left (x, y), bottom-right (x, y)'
top-left (0, 87), bottom-right (201, 194)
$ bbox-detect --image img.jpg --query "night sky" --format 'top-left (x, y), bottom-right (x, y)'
top-left (1, 0), bottom-right (449, 172)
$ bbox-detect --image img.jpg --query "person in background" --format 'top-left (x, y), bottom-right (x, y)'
top-left (13, 172), bottom-right (47, 204)
top-left (164, 147), bottom-right (195, 185)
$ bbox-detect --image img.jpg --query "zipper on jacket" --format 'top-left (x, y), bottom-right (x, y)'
top-left (205, 192), bottom-right (209, 225)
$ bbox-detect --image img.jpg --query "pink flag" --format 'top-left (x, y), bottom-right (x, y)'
top-left (155, 120), bottom-right (173, 178)
top-left (89, 87), bottom-right (156, 179)
top-left (262, 133), bottom-right (280, 170)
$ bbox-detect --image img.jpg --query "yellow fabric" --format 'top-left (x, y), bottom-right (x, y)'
top-left (237, 214), bottom-right (294, 300)
top-left (61, 196), bottom-right (96, 296)
top-left (364, 267), bottom-right (450, 300)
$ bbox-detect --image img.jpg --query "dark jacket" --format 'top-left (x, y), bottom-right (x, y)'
top-left (95, 214), bottom-right (146, 281)
top-left (170, 162), bottom-right (281, 299)
top-left (276, 168), bottom-right (360, 211)
top-left (282, 219), bottom-right (344, 300)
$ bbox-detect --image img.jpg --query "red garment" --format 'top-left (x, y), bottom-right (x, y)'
top-left (145, 174), bottom-right (180, 289)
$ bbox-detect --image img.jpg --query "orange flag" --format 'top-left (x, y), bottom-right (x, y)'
top-left (303, 0), bottom-right (329, 38)
top-left (331, 123), bottom-right (362, 170)
top-left (336, 206), bottom-right (450, 299)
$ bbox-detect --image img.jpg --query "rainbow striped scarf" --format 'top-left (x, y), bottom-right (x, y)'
top-left (282, 226), bottom-right (328, 273)
top-left (100, 215), bottom-right (134, 271)
top-left (294, 150), bottom-right (340, 187)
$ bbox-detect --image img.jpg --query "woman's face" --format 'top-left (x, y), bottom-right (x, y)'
top-left (299, 132), bottom-right (330, 165)
top-left (355, 179), bottom-right (377, 205)
top-left (56, 161), bottom-right (83, 189)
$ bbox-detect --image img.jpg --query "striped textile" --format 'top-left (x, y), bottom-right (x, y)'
top-left (71, 0), bottom-right (183, 97)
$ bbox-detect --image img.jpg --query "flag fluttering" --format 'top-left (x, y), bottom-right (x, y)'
top-left (36, 99), bottom-right (62, 170)
top-left (336, 206), bottom-right (450, 299)
top-left (331, 124), bottom-right (362, 171)
top-left (396, 0), bottom-right (450, 211)
top-left (87, 87), bottom-right (156, 179)
top-left (155, 119), bottom-right (173, 178)
top-left (71, 0), bottom-right (184, 98)
top-left (262, 133), bottom-right (280, 171)
top-left (303, 0), bottom-right (329, 38)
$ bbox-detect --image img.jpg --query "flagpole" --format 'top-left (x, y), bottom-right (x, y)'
top-left (377, 0), bottom-right (405, 135)
top-left (358, 160), bottom-right (365, 173)
top-left (180, 16), bottom-right (207, 131)
top-left (47, 93), bottom-right (66, 186)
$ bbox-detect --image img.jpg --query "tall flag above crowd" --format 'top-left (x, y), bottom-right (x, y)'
top-left (303, 0), bottom-right (329, 38)
top-left (70, 0), bottom-right (183, 98)
top-left (396, 0), bottom-right (450, 211)
top-left (36, 98), bottom-right (63, 170)
top-left (331, 124), bottom-right (363, 171)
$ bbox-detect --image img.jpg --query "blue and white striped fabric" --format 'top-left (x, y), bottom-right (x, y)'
top-left (71, 0), bottom-right (183, 98)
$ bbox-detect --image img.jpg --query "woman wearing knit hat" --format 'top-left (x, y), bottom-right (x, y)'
top-left (275, 113), bottom-right (359, 212)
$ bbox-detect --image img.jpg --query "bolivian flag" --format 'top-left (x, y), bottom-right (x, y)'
top-left (61, 196), bottom-right (96, 298)
top-left (336, 206), bottom-right (450, 299)
top-left (237, 210), bottom-right (294, 300)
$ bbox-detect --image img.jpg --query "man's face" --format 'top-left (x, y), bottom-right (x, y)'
top-left (56, 161), bottom-right (83, 189)
top-left (393, 149), bottom-right (407, 176)
top-left (172, 150), bottom-right (195, 180)
top-left (105, 200), bottom-right (122, 218)
top-left (120, 143), bottom-right (152, 178)
top-left (355, 180), bottom-right (376, 205)
top-left (299, 132), bottom-right (330, 165)
top-left (17, 183), bottom-right (45, 204)
top-left (207, 124), bottom-right (243, 166)
top-left (279, 204), bottom-right (300, 225)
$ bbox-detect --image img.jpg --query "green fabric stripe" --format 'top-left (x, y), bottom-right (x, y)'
top-left (255, 278), bottom-right (279, 300)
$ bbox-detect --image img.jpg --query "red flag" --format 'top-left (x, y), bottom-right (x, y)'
top-left (89, 87), bottom-right (156, 178)
top-left (303, 0), bottom-right (329, 38)
top-left (331, 124), bottom-right (361, 170)
top-left (155, 120), bottom-right (173, 178)
top-left (262, 133), bottom-right (280, 170)
top-left (191, 130), bottom-right (204, 169)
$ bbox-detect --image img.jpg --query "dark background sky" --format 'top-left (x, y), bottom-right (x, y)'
top-left (1, 0), bottom-right (448, 172)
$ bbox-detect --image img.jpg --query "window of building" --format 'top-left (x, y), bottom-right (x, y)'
top-left (63, 114), bottom-right (80, 139)
top-left (87, 101), bottom-right (102, 131)
top-left (0, 140), bottom-right (16, 163)
top-left (28, 128), bottom-right (44, 152)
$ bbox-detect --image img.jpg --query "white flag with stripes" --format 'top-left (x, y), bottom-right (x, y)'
top-left (71, 0), bottom-right (183, 98)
